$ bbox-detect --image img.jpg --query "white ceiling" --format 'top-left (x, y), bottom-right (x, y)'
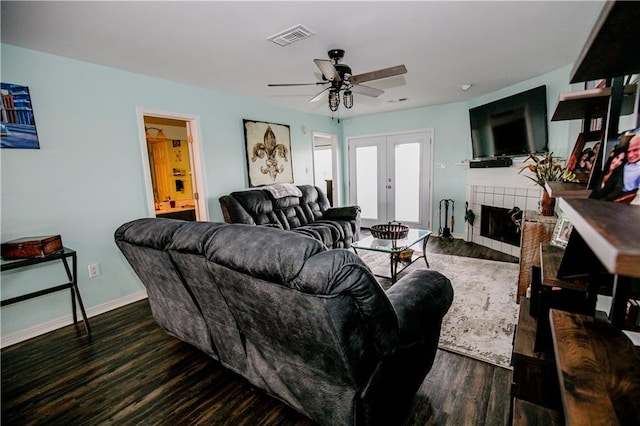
top-left (1, 1), bottom-right (605, 119)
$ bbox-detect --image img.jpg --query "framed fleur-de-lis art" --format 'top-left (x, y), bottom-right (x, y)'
top-left (243, 119), bottom-right (293, 187)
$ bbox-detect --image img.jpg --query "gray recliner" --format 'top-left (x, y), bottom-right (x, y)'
top-left (115, 218), bottom-right (453, 425)
top-left (219, 184), bottom-right (360, 248)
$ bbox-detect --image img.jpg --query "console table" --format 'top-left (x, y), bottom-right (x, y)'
top-left (1, 248), bottom-right (91, 335)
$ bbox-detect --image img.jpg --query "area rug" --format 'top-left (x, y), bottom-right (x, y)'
top-left (359, 251), bottom-right (519, 369)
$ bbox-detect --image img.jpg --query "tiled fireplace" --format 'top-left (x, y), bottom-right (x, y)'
top-left (465, 166), bottom-right (544, 258)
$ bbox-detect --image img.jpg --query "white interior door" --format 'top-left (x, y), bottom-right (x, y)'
top-left (349, 131), bottom-right (432, 229)
top-left (137, 108), bottom-right (209, 221)
top-left (312, 132), bottom-right (339, 205)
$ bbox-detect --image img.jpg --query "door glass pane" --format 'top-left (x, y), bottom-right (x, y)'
top-left (394, 142), bottom-right (420, 222)
top-left (356, 146), bottom-right (378, 220)
top-left (313, 146), bottom-right (333, 189)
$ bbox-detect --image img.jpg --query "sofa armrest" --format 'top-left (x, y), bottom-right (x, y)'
top-left (219, 195), bottom-right (256, 225)
top-left (323, 205), bottom-right (361, 220)
top-left (385, 269), bottom-right (453, 345)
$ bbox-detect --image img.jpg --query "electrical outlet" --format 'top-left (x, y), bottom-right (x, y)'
top-left (436, 162), bottom-right (446, 169)
top-left (88, 263), bottom-right (101, 278)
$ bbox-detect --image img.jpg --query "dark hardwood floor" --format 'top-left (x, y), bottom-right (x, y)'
top-left (424, 236), bottom-right (518, 264)
top-left (1, 238), bottom-right (515, 425)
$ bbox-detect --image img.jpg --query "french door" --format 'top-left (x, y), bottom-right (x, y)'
top-left (348, 131), bottom-right (432, 229)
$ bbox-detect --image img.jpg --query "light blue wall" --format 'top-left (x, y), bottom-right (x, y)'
top-left (1, 44), bottom-right (583, 341)
top-left (342, 64), bottom-right (582, 234)
top-left (0, 45), bottom-right (338, 338)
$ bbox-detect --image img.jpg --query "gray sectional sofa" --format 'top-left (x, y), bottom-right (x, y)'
top-left (219, 184), bottom-right (361, 248)
top-left (115, 218), bottom-right (453, 425)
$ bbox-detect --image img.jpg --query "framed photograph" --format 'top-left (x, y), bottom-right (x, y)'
top-left (589, 130), bottom-right (640, 202)
top-left (1, 82), bottom-right (40, 149)
top-left (585, 79), bottom-right (607, 90)
top-left (243, 119), bottom-right (293, 187)
top-left (551, 216), bottom-right (573, 249)
top-left (566, 131), bottom-right (603, 184)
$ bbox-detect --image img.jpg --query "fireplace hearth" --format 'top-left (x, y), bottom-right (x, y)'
top-left (480, 205), bottom-right (521, 247)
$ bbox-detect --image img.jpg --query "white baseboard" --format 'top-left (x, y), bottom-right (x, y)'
top-left (0, 291), bottom-right (148, 348)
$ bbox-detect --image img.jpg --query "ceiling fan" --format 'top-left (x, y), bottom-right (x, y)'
top-left (268, 49), bottom-right (407, 111)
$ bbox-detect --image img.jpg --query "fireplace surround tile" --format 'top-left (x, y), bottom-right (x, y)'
top-left (467, 183), bottom-right (542, 258)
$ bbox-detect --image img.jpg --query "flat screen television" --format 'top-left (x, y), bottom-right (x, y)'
top-left (469, 85), bottom-right (549, 159)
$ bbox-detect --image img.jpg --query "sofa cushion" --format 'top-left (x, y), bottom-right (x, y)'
top-left (204, 223), bottom-right (326, 284)
top-left (291, 249), bottom-right (399, 356)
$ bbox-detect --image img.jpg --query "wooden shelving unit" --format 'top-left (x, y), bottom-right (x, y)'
top-left (541, 243), bottom-right (588, 292)
top-left (569, 2), bottom-right (640, 84)
top-left (551, 84), bottom-right (637, 122)
top-left (515, 2), bottom-right (640, 424)
top-left (512, 299), bottom-right (561, 410)
top-left (558, 198), bottom-right (640, 279)
top-left (550, 309), bottom-right (640, 425)
top-left (545, 182), bottom-right (591, 199)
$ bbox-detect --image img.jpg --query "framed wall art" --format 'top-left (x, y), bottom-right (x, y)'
top-left (243, 119), bottom-right (293, 187)
top-left (1, 82), bottom-right (40, 149)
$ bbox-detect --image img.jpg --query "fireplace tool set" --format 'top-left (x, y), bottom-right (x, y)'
top-left (438, 199), bottom-right (455, 241)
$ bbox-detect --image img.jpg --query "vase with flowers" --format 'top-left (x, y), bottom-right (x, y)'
top-left (518, 152), bottom-right (579, 216)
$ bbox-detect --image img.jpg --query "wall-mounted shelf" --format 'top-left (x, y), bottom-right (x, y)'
top-left (559, 198), bottom-right (640, 278)
top-left (545, 182), bottom-right (591, 199)
top-left (569, 1), bottom-right (640, 83)
top-left (551, 84), bottom-right (637, 121)
top-left (558, 198), bottom-right (640, 329)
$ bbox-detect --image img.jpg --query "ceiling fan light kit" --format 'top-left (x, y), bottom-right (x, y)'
top-left (329, 89), bottom-right (340, 111)
top-left (343, 90), bottom-right (354, 109)
top-left (269, 49), bottom-right (407, 112)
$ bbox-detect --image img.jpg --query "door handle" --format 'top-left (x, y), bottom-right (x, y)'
top-left (386, 184), bottom-right (392, 189)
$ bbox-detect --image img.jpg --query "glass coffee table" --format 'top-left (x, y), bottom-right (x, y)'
top-left (351, 228), bottom-right (431, 283)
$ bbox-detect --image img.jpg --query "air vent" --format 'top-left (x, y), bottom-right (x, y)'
top-left (267, 24), bottom-right (314, 47)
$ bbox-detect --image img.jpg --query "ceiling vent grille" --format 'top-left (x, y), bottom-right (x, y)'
top-left (267, 25), bottom-right (314, 47)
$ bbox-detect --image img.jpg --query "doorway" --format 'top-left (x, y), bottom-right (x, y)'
top-left (137, 109), bottom-right (208, 221)
top-left (312, 132), bottom-right (339, 206)
top-left (348, 130), bottom-right (432, 229)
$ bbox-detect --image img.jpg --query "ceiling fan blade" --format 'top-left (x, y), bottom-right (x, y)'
top-left (268, 82), bottom-right (326, 87)
top-left (349, 65), bottom-right (407, 84)
top-left (350, 83), bottom-right (384, 98)
top-left (314, 59), bottom-right (341, 82)
top-left (309, 86), bottom-right (331, 103)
